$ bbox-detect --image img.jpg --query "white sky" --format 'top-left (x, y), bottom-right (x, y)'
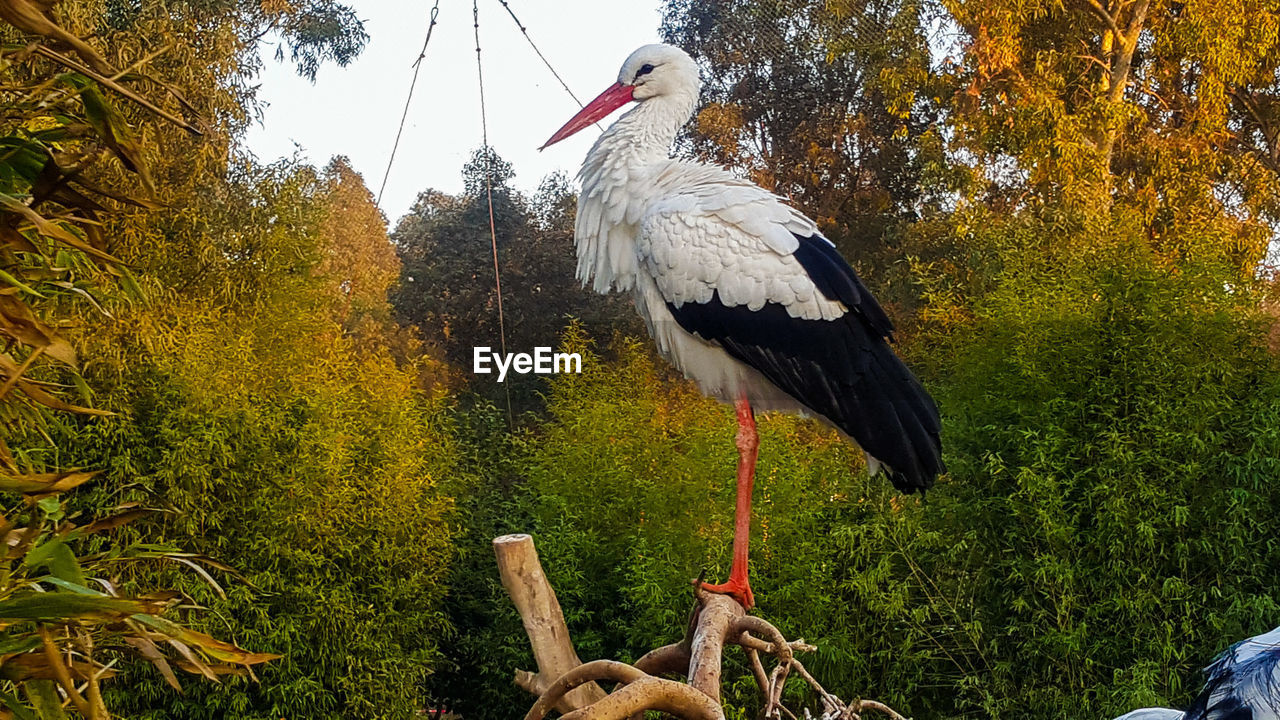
top-left (241, 0), bottom-right (666, 227)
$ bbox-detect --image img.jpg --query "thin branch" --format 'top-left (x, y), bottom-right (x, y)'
top-left (746, 647), bottom-right (771, 698)
top-left (855, 699), bottom-right (911, 720)
top-left (765, 659), bottom-right (792, 718)
top-left (791, 659), bottom-right (845, 717)
top-left (1082, 0), bottom-right (1123, 44)
top-left (30, 45), bottom-right (201, 135)
top-left (38, 626), bottom-right (94, 718)
top-left (1230, 86), bottom-right (1280, 168)
top-left (731, 615), bottom-right (799, 661)
top-left (633, 642), bottom-right (691, 677)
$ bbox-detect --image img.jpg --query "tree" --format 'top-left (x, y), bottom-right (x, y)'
top-left (0, 0), bottom-right (371, 713)
top-left (2, 1), bottom-right (457, 717)
top-left (314, 157), bottom-right (400, 324)
top-left (939, 0), bottom-right (1280, 268)
top-left (392, 149), bottom-right (636, 410)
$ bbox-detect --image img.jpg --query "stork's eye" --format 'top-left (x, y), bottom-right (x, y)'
top-left (636, 63), bottom-right (655, 79)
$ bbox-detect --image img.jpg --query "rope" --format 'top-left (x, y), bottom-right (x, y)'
top-left (473, 0), bottom-right (514, 426)
top-left (377, 0), bottom-right (440, 207)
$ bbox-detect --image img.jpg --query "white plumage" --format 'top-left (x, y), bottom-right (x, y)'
top-left (1113, 711), bottom-right (1186, 720)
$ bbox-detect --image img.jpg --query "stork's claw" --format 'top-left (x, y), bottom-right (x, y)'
top-left (701, 577), bottom-right (754, 610)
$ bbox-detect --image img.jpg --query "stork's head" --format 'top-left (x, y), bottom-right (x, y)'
top-left (618, 44), bottom-right (700, 101)
top-left (540, 43), bottom-right (700, 150)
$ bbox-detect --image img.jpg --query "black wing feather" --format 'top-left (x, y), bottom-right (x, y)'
top-left (666, 234), bottom-right (942, 493)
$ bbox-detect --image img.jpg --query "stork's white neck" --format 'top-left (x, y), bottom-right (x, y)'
top-left (574, 91), bottom-right (698, 293)
top-left (586, 90), bottom-right (697, 172)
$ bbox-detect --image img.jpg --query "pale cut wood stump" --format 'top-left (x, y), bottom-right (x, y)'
top-left (494, 534), bottom-right (606, 712)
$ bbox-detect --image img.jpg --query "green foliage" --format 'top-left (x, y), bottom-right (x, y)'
top-left (0, 2), bottom-right (352, 713)
top-left (3, 2), bottom-right (447, 713)
top-left (438, 234), bottom-right (1280, 718)
top-left (922, 228), bottom-right (1280, 717)
top-left (0, 470), bottom-right (279, 718)
top-left (263, 0), bottom-right (370, 81)
top-left (38, 162), bottom-right (459, 719)
top-left (434, 328), bottom-right (959, 717)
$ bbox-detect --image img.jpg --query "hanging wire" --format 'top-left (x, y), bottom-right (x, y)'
top-left (377, 0), bottom-right (441, 207)
top-left (473, 0), bottom-right (514, 427)
top-left (494, 0), bottom-right (600, 128)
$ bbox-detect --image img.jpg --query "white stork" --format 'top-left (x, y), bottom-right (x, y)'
top-left (540, 43), bottom-right (942, 609)
top-left (1111, 625), bottom-right (1280, 720)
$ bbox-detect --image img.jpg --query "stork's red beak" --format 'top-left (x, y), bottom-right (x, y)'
top-left (539, 82), bottom-right (635, 150)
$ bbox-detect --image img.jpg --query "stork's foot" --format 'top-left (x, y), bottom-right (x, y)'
top-left (701, 576), bottom-right (754, 610)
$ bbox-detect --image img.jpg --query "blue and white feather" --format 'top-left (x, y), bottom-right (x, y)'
top-left (1184, 625), bottom-right (1280, 720)
top-left (1113, 626), bottom-right (1280, 720)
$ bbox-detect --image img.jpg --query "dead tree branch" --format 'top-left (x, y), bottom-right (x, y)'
top-left (494, 534), bottom-right (607, 712)
top-left (497, 535), bottom-right (912, 720)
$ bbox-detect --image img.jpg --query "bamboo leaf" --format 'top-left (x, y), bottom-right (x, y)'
top-left (0, 295), bottom-right (76, 367)
top-left (0, 138), bottom-right (48, 188)
top-left (0, 354), bottom-right (112, 415)
top-left (0, 688), bottom-right (36, 720)
top-left (1, 654), bottom-right (117, 682)
top-left (0, 470), bottom-right (99, 495)
top-left (45, 544), bottom-right (85, 587)
top-left (164, 557), bottom-right (226, 601)
top-left (159, 637), bottom-right (218, 682)
top-left (0, 593), bottom-right (161, 621)
top-left (68, 78), bottom-right (155, 197)
top-left (23, 680), bottom-right (65, 720)
top-left (0, 270), bottom-right (44, 298)
top-left (132, 615), bottom-right (280, 665)
top-left (122, 636), bottom-right (182, 693)
top-left (0, 193), bottom-right (121, 265)
top-left (80, 507), bottom-right (149, 536)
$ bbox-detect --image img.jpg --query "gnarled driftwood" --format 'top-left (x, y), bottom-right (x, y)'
top-left (495, 534), bottom-right (912, 720)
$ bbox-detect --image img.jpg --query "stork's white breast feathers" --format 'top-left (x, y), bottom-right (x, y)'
top-left (637, 171), bottom-right (845, 322)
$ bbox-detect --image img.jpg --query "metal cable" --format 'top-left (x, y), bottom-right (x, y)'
top-left (495, 0), bottom-right (599, 127)
top-left (473, 0), bottom-right (514, 426)
top-left (377, 0), bottom-right (440, 207)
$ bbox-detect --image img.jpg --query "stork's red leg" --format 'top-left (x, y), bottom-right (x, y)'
top-left (702, 396), bottom-right (758, 609)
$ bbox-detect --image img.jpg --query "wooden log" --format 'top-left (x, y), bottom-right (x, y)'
top-left (494, 534), bottom-right (607, 711)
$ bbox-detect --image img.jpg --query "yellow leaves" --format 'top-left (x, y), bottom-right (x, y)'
top-left (0, 195), bottom-right (120, 265)
top-left (0, 652), bottom-right (119, 683)
top-left (968, 20), bottom-right (1025, 79)
top-left (0, 352), bottom-right (110, 416)
top-left (0, 469), bottom-right (99, 495)
top-left (259, 0), bottom-right (296, 14)
top-left (694, 102), bottom-right (749, 166)
top-left (314, 158), bottom-right (399, 321)
top-left (0, 295), bottom-right (75, 368)
top-left (0, 0), bottom-right (113, 75)
top-left (131, 615), bottom-right (282, 669)
top-left (72, 79), bottom-right (157, 198)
